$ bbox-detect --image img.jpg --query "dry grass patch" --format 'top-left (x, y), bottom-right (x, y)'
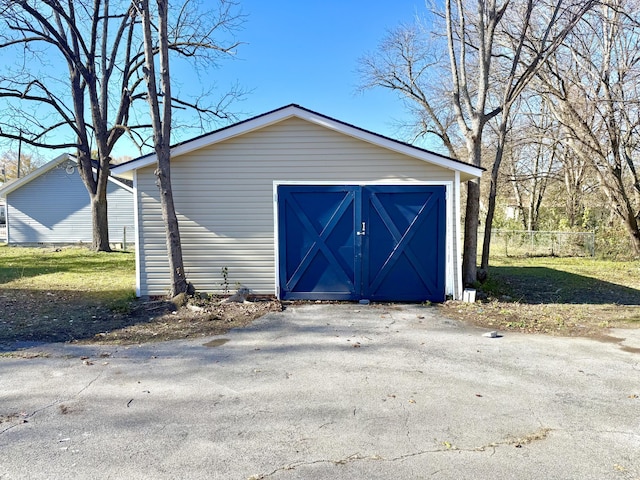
top-left (440, 256), bottom-right (640, 336)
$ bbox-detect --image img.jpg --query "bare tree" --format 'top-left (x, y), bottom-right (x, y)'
top-left (358, 23), bottom-right (462, 158)
top-left (0, 1), bottom-right (139, 250)
top-left (504, 107), bottom-right (560, 231)
top-left (0, 150), bottom-right (42, 181)
top-left (538, 1), bottom-right (640, 254)
top-left (135, 0), bottom-right (191, 297)
top-left (0, 0), bottom-right (242, 251)
top-left (360, 1), bottom-right (508, 284)
top-left (360, 0), bottom-right (594, 284)
top-left (440, 0), bottom-right (594, 280)
top-left (478, 0), bottom-right (596, 273)
top-left (560, 146), bottom-right (592, 229)
top-left (363, 12), bottom-right (512, 280)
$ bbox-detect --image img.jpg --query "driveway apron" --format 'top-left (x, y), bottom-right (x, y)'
top-left (1, 304), bottom-right (639, 479)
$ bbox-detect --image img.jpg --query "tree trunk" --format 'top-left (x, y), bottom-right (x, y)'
top-left (155, 155), bottom-right (191, 295)
top-left (564, 170), bottom-right (578, 228)
top-left (461, 130), bottom-right (484, 286)
top-left (619, 193), bottom-right (640, 256)
top-left (623, 216), bottom-right (640, 255)
top-left (480, 176), bottom-right (497, 273)
top-left (480, 125), bottom-right (508, 272)
top-left (462, 178), bottom-right (480, 286)
top-left (77, 149), bottom-right (112, 252)
top-left (91, 192), bottom-right (111, 251)
top-left (139, 0), bottom-right (192, 297)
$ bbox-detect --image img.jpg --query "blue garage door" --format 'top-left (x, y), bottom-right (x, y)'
top-left (277, 185), bottom-right (446, 302)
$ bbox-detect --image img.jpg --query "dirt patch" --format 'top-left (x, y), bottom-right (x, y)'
top-left (437, 300), bottom-right (640, 336)
top-left (0, 290), bottom-right (282, 350)
top-left (438, 264), bottom-right (640, 337)
top-left (85, 296), bottom-right (283, 345)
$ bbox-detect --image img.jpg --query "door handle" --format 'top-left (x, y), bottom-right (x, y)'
top-left (356, 221), bottom-right (366, 236)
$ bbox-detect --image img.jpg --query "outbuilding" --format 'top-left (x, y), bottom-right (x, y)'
top-left (0, 153), bottom-right (135, 246)
top-left (112, 105), bottom-right (482, 302)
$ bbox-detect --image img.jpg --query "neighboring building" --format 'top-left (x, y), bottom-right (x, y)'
top-left (0, 153), bottom-right (134, 246)
top-left (113, 105), bottom-right (483, 302)
top-left (0, 199), bottom-right (6, 242)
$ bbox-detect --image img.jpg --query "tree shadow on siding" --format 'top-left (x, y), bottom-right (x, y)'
top-left (490, 266), bottom-right (640, 305)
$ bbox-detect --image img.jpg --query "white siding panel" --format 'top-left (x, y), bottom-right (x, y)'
top-left (106, 181), bottom-right (136, 243)
top-left (137, 117), bottom-right (460, 297)
top-left (6, 166), bottom-right (134, 244)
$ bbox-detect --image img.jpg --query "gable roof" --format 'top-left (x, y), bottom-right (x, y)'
top-left (111, 104), bottom-right (484, 182)
top-left (0, 153), bottom-right (133, 197)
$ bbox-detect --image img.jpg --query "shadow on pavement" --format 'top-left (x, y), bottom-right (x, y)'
top-left (490, 266), bottom-right (640, 305)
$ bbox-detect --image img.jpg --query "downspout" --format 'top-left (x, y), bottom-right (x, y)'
top-left (455, 170), bottom-right (463, 300)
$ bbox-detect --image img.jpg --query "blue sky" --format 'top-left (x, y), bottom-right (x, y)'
top-left (3, 0), bottom-right (436, 163)
top-left (216, 0), bottom-right (427, 138)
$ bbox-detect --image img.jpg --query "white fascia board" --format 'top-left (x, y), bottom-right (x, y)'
top-left (110, 155), bottom-right (152, 178)
top-left (103, 173), bottom-right (134, 193)
top-left (0, 153), bottom-right (72, 197)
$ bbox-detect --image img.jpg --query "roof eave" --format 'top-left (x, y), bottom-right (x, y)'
top-left (111, 106), bottom-right (302, 176)
top-left (0, 153), bottom-right (72, 197)
top-left (111, 104), bottom-right (484, 181)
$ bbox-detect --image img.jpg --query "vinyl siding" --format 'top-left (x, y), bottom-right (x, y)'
top-left (136, 117), bottom-right (460, 297)
top-left (6, 165), bottom-right (134, 244)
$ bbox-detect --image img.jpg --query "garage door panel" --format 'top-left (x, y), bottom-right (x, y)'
top-left (293, 250), bottom-right (355, 295)
top-left (369, 254), bottom-right (431, 301)
top-left (278, 186), bottom-right (359, 300)
top-left (369, 190), bottom-right (430, 234)
top-left (289, 190), bottom-right (349, 233)
top-left (278, 185), bottom-right (445, 302)
top-left (363, 186), bottom-right (445, 302)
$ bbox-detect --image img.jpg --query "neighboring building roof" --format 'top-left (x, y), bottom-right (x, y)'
top-left (0, 153), bottom-right (133, 198)
top-left (111, 104), bottom-right (484, 182)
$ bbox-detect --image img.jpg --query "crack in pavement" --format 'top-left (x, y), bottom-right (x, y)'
top-left (247, 428), bottom-right (554, 479)
top-left (0, 370), bottom-right (104, 436)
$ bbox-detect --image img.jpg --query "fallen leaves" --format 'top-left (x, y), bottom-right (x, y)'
top-left (440, 300), bottom-right (640, 338)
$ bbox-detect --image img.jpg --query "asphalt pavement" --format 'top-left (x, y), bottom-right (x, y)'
top-left (1, 303), bottom-right (639, 479)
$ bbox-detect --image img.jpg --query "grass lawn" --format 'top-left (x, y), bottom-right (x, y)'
top-left (440, 256), bottom-right (640, 336)
top-left (0, 245), bottom-right (138, 347)
top-left (1, 246), bottom-right (639, 349)
top-left (0, 245), bottom-right (135, 299)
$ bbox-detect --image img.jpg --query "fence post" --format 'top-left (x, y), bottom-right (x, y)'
top-left (530, 230), bottom-right (534, 254)
top-left (123, 226), bottom-right (127, 251)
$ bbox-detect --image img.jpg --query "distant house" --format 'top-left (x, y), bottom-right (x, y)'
top-left (0, 199), bottom-right (5, 242)
top-left (113, 104), bottom-right (482, 302)
top-left (0, 153), bottom-right (134, 246)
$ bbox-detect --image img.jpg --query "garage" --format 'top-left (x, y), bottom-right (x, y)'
top-left (277, 184), bottom-right (446, 302)
top-left (112, 104), bottom-right (482, 301)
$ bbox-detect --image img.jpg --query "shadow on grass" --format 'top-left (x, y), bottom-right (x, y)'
top-left (490, 266), bottom-right (640, 305)
top-left (0, 288), bottom-right (173, 351)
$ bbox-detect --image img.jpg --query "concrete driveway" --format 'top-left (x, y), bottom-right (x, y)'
top-left (1, 303), bottom-right (639, 479)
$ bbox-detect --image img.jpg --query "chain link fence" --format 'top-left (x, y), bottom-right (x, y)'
top-left (481, 229), bottom-right (596, 258)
